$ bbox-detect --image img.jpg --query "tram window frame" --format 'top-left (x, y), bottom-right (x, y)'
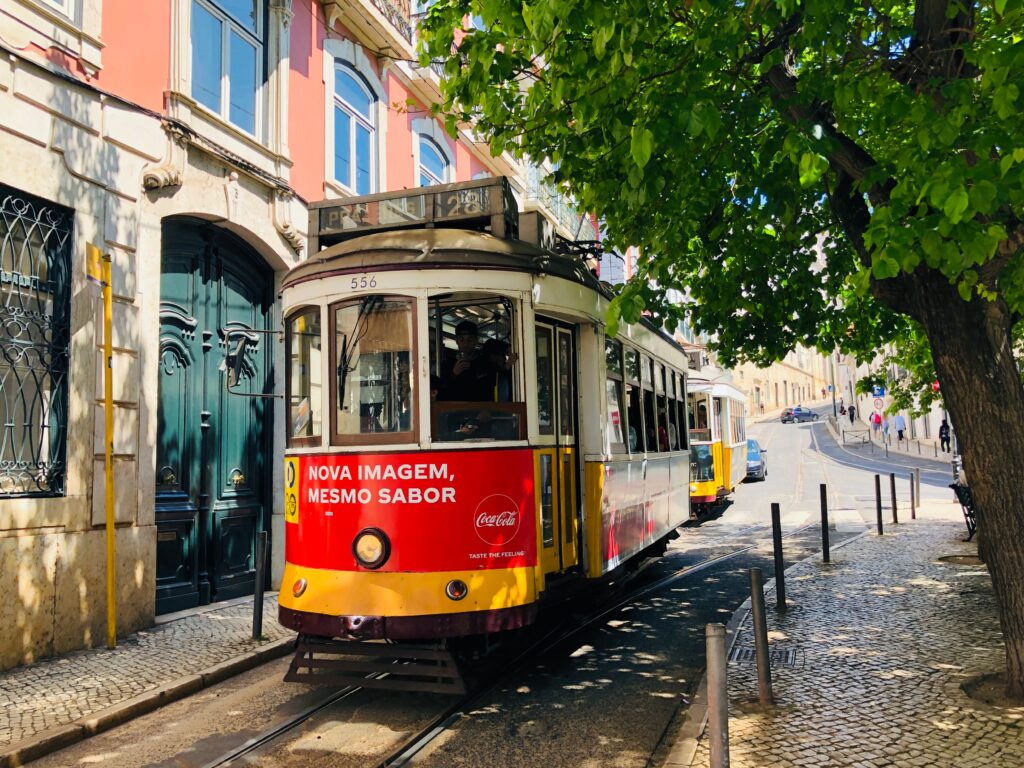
top-left (731, 401), bottom-right (746, 444)
top-left (604, 337), bottom-right (627, 455)
top-left (641, 355), bottom-right (662, 454)
top-left (285, 306), bottom-right (323, 447)
top-left (624, 347), bottom-right (645, 453)
top-left (329, 294), bottom-right (418, 446)
top-left (428, 293), bottom-right (526, 443)
top-left (654, 362), bottom-right (671, 453)
top-left (675, 372), bottom-right (689, 450)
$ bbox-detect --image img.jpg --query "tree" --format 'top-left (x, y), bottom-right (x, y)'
top-left (421, 1), bottom-right (1024, 697)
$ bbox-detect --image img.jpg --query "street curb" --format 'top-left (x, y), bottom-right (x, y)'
top-left (658, 525), bottom-right (874, 767)
top-left (0, 636), bottom-right (294, 768)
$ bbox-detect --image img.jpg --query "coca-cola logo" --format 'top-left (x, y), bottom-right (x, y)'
top-left (473, 494), bottom-right (521, 546)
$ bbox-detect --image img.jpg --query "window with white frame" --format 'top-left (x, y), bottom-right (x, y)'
top-left (191, 0), bottom-right (263, 135)
top-left (334, 66), bottom-right (376, 195)
top-left (418, 136), bottom-right (449, 186)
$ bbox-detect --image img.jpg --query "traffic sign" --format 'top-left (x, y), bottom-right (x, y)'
top-left (874, 398), bottom-right (884, 411)
top-left (871, 385), bottom-right (885, 397)
top-left (827, 385), bottom-right (833, 392)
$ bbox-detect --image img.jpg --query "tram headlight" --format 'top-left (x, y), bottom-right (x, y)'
top-left (445, 579), bottom-right (468, 601)
top-left (689, 484), bottom-right (697, 493)
top-left (292, 578), bottom-right (307, 598)
top-left (353, 528), bottom-right (390, 569)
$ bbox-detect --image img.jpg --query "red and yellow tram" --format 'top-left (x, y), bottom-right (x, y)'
top-left (277, 178), bottom-right (692, 675)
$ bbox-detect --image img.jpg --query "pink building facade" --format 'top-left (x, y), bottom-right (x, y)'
top-left (0, 0), bottom-right (588, 668)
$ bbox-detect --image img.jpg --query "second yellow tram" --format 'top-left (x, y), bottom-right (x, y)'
top-left (687, 380), bottom-right (746, 516)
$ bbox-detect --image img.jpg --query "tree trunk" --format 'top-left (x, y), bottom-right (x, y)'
top-left (907, 269), bottom-right (1024, 700)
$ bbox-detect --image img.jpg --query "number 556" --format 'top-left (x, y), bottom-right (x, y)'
top-left (351, 275), bottom-right (377, 289)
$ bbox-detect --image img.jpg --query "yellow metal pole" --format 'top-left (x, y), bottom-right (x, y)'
top-left (103, 254), bottom-right (116, 649)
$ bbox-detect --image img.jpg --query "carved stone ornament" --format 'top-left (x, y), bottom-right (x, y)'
top-left (142, 122), bottom-right (191, 190)
top-left (273, 188), bottom-right (304, 253)
top-left (269, 0), bottom-right (294, 26)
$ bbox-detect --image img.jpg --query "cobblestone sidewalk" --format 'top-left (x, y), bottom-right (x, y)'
top-left (0, 596), bottom-right (293, 749)
top-left (687, 503), bottom-right (1024, 767)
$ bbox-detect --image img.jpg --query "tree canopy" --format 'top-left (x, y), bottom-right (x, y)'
top-left (421, 1), bottom-right (1024, 371)
top-left (422, 1), bottom-right (1024, 698)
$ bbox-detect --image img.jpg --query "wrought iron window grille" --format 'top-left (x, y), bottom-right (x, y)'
top-left (0, 186), bottom-right (72, 497)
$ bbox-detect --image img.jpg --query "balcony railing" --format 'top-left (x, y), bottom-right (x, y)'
top-left (526, 164), bottom-right (590, 238)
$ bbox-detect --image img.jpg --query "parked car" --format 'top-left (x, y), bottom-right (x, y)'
top-left (781, 406), bottom-right (819, 423)
top-left (746, 438), bottom-right (767, 480)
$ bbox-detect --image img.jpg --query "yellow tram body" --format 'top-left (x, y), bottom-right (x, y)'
top-left (687, 380), bottom-right (746, 515)
top-left (277, 178), bottom-right (695, 643)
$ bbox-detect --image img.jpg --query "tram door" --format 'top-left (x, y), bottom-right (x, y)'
top-left (535, 321), bottom-right (580, 578)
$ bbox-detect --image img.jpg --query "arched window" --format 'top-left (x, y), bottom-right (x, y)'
top-left (418, 136), bottom-right (449, 186)
top-left (334, 67), bottom-right (375, 195)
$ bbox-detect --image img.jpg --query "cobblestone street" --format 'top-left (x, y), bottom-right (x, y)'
top-left (689, 505), bottom-right (1024, 767)
top-left (0, 598), bottom-right (291, 748)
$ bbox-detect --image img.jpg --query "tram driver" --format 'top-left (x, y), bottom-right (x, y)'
top-left (440, 320), bottom-right (494, 402)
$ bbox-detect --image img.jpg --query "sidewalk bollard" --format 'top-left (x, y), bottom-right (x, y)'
top-left (884, 443), bottom-right (888, 458)
top-left (934, 443), bottom-right (938, 457)
top-left (771, 503), bottom-right (786, 610)
top-left (819, 483), bottom-right (830, 563)
top-left (706, 623), bottom-right (730, 768)
top-left (749, 568), bottom-right (774, 705)
top-left (910, 474), bottom-right (916, 520)
top-left (875, 474), bottom-right (884, 535)
top-left (252, 530), bottom-right (267, 640)
top-left (889, 472), bottom-right (898, 524)
top-left (917, 441), bottom-right (921, 455)
top-left (915, 467), bottom-right (921, 504)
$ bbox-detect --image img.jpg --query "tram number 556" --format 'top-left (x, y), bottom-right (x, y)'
top-left (351, 275), bottom-right (377, 290)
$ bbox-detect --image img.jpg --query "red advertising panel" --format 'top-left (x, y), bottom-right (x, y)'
top-left (285, 449), bottom-right (536, 572)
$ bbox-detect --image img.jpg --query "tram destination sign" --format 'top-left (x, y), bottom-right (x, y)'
top-left (310, 177), bottom-right (519, 250)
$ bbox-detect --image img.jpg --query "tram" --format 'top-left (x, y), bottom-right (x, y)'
top-left (687, 378), bottom-right (747, 517)
top-left (276, 178), bottom-right (692, 690)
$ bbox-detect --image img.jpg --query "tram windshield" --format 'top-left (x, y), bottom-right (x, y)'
top-left (688, 391), bottom-right (712, 442)
top-left (333, 296), bottom-right (415, 441)
top-left (428, 293), bottom-right (526, 442)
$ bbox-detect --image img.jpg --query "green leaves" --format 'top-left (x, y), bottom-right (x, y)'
top-left (798, 152), bottom-right (829, 188)
top-left (943, 187), bottom-right (970, 223)
top-left (630, 125), bottom-right (653, 169)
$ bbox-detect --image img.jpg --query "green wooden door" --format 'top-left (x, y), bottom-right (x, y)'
top-left (156, 219), bottom-right (273, 614)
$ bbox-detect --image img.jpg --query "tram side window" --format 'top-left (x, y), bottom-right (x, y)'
top-left (642, 356), bottom-right (661, 453)
top-left (654, 362), bottom-right (671, 452)
top-left (604, 338), bottom-right (626, 454)
top-left (625, 348), bottom-right (645, 452)
top-left (664, 368), bottom-right (679, 451)
top-left (333, 296), bottom-right (415, 441)
top-left (675, 373), bottom-right (689, 450)
top-left (428, 295), bottom-right (525, 441)
top-left (732, 403), bottom-right (746, 443)
top-left (286, 308), bottom-right (322, 444)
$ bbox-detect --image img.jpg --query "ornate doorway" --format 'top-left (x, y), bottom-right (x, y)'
top-left (156, 219), bottom-right (274, 614)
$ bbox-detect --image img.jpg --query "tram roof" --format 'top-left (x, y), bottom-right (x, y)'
top-left (283, 227), bottom-right (601, 292)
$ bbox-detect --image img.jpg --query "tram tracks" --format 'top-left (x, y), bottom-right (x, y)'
top-left (199, 520), bottom-right (820, 768)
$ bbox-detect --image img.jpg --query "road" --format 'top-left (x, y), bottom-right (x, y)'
top-left (34, 408), bottom-right (953, 768)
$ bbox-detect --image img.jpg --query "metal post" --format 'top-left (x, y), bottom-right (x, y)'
top-left (706, 623), bottom-right (730, 768)
top-left (252, 531), bottom-right (267, 640)
top-left (917, 441), bottom-right (921, 455)
top-left (875, 474), bottom-right (884, 535)
top-left (749, 569), bottom-right (774, 705)
top-left (770, 503), bottom-right (786, 610)
top-left (910, 474), bottom-right (916, 520)
top-left (934, 442), bottom-right (938, 457)
top-left (916, 467), bottom-right (921, 504)
top-left (884, 443), bottom-right (888, 458)
top-left (889, 472), bottom-right (898, 524)
top-left (819, 484), bottom-right (830, 563)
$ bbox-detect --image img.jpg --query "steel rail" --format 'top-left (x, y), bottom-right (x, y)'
top-left (376, 520), bottom-right (822, 768)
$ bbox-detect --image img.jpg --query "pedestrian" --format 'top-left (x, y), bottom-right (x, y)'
top-left (882, 416), bottom-right (890, 442)
top-left (894, 412), bottom-right (907, 444)
top-left (939, 418), bottom-right (951, 453)
top-left (871, 411), bottom-right (881, 433)
top-left (848, 404), bottom-right (856, 424)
